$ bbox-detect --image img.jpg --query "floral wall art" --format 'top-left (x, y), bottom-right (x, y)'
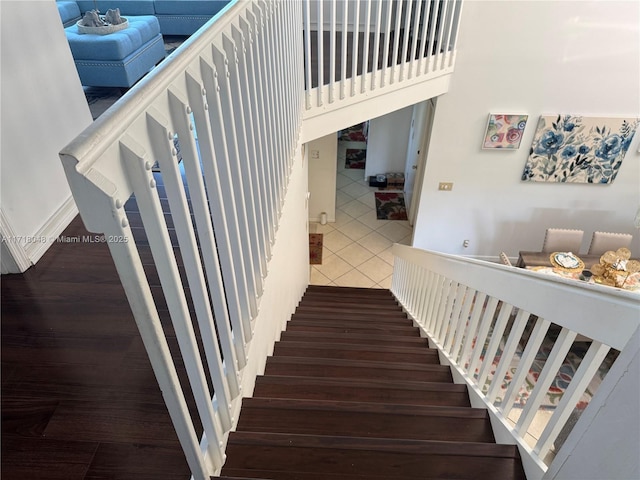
top-left (522, 115), bottom-right (639, 184)
top-left (482, 114), bottom-right (528, 149)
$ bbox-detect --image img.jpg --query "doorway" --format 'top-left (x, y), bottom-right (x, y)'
top-left (404, 98), bottom-right (436, 226)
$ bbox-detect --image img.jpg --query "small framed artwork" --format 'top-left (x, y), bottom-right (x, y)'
top-left (482, 114), bottom-right (528, 149)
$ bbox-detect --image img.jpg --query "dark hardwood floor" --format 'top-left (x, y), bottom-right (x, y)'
top-left (1, 211), bottom-right (193, 478)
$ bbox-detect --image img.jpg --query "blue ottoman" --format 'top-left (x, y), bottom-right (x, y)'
top-left (65, 15), bottom-right (166, 88)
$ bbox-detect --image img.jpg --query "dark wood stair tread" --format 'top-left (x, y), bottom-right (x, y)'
top-left (285, 320), bottom-right (420, 336)
top-left (291, 312), bottom-right (413, 326)
top-left (298, 299), bottom-right (402, 310)
top-left (294, 305), bottom-right (407, 317)
top-left (279, 330), bottom-right (429, 346)
top-left (272, 341), bottom-right (439, 363)
top-left (253, 375), bottom-right (470, 407)
top-left (264, 356), bottom-right (453, 382)
top-left (222, 432), bottom-right (526, 480)
top-left (236, 397), bottom-right (495, 442)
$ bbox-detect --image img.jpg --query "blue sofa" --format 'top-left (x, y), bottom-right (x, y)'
top-left (57, 0), bottom-right (230, 87)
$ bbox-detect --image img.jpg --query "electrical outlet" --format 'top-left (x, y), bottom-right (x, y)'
top-left (310, 150), bottom-right (320, 159)
top-left (463, 240), bottom-right (470, 248)
top-left (438, 182), bottom-right (453, 191)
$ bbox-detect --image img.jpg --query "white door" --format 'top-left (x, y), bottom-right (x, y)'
top-left (404, 100), bottom-right (434, 225)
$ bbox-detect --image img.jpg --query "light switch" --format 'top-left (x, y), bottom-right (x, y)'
top-left (310, 150), bottom-right (320, 159)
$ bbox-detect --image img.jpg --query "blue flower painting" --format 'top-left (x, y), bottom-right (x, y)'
top-left (522, 115), bottom-right (639, 184)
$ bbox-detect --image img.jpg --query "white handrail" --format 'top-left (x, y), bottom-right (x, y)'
top-left (391, 244), bottom-right (639, 480)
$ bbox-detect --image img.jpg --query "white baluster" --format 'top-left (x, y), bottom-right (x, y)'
top-left (361, 0), bottom-right (372, 94)
top-left (408, 0), bottom-right (423, 79)
top-left (399, 0), bottom-right (412, 81)
top-left (467, 296), bottom-right (499, 378)
top-left (417, 0), bottom-right (432, 75)
top-left (185, 70), bottom-right (249, 367)
top-left (535, 341), bottom-right (610, 458)
top-left (303, 0), bottom-right (312, 109)
top-left (316, 0), bottom-right (324, 105)
top-left (501, 317), bottom-right (551, 418)
top-left (121, 132), bottom-right (225, 469)
top-left (477, 302), bottom-right (515, 390)
top-left (458, 292), bottom-right (487, 371)
top-left (449, 286), bottom-right (475, 362)
top-left (371, 0), bottom-right (382, 90)
top-left (222, 33), bottom-right (267, 288)
top-left (380, 0), bottom-right (393, 87)
top-left (350, 0), bottom-right (361, 97)
top-left (199, 56), bottom-right (254, 338)
top-left (516, 327), bottom-right (577, 434)
top-left (486, 308), bottom-right (530, 404)
top-left (444, 283), bottom-right (468, 353)
top-left (166, 88), bottom-right (236, 425)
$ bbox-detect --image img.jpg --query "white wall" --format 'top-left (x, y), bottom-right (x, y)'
top-left (1, 0), bottom-right (92, 273)
top-left (239, 143), bottom-right (310, 400)
top-left (412, 1), bottom-right (640, 259)
top-left (307, 133), bottom-right (338, 222)
top-left (365, 105), bottom-right (413, 178)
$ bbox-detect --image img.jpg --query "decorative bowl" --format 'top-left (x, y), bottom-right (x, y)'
top-left (76, 18), bottom-right (128, 35)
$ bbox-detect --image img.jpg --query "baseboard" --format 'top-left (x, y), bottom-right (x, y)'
top-left (24, 196), bottom-right (79, 266)
top-left (0, 209), bottom-right (32, 273)
top-left (308, 216), bottom-right (335, 224)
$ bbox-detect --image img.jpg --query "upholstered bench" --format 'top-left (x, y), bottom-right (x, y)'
top-left (58, 1), bottom-right (166, 87)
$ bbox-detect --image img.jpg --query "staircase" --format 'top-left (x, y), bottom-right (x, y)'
top-left (215, 285), bottom-right (526, 480)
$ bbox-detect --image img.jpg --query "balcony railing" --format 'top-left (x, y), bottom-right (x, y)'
top-left (391, 244), bottom-right (639, 480)
top-left (302, 0), bottom-right (462, 140)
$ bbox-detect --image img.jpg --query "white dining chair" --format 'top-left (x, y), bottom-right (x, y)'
top-left (587, 231), bottom-right (633, 255)
top-left (542, 228), bottom-right (584, 253)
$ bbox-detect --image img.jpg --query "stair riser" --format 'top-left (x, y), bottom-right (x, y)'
top-left (222, 445), bottom-right (522, 479)
top-left (236, 407), bottom-right (495, 442)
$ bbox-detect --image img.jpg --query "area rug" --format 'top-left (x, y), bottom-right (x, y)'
top-left (475, 328), bottom-right (617, 412)
top-left (340, 123), bottom-right (367, 142)
top-left (345, 148), bottom-right (367, 169)
top-left (374, 192), bottom-right (408, 220)
top-left (309, 233), bottom-right (323, 264)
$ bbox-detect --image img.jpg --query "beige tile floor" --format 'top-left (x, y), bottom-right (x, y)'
top-left (309, 140), bottom-right (413, 289)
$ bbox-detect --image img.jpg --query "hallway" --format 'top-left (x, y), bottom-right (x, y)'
top-left (309, 140), bottom-right (413, 288)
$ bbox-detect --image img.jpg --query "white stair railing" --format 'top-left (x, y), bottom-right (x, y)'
top-left (59, 1), bottom-right (307, 478)
top-left (391, 244), bottom-right (639, 480)
top-left (302, 0), bottom-right (463, 135)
